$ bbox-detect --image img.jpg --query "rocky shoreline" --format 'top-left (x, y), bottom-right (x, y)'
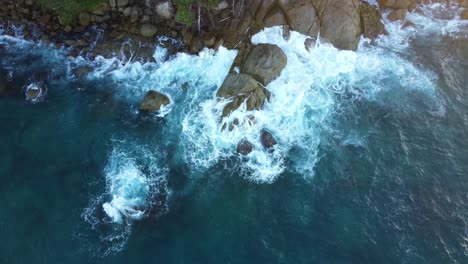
top-left (1, 0), bottom-right (467, 154)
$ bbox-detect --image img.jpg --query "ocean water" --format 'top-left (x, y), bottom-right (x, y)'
top-left (0, 3), bottom-right (467, 264)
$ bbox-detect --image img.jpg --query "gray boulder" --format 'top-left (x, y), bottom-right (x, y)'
top-left (156, 1), bottom-right (175, 19)
top-left (241, 44), bottom-right (287, 86)
top-left (139, 90), bottom-right (170, 112)
top-left (140, 24), bottom-right (157, 38)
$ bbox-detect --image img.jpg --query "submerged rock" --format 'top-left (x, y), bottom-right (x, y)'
top-left (24, 83), bottom-right (46, 103)
top-left (237, 140), bottom-right (254, 156)
top-left (241, 44), bottom-right (287, 86)
top-left (261, 130), bottom-right (277, 149)
top-left (139, 90), bottom-right (170, 112)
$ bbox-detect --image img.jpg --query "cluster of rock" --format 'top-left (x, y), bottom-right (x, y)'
top-left (378, 0), bottom-right (468, 22)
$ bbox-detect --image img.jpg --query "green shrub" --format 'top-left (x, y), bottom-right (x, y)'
top-left (38, 0), bottom-right (105, 25)
top-left (174, 0), bottom-right (220, 25)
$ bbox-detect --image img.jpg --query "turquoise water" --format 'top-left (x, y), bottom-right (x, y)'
top-left (1, 4), bottom-right (467, 264)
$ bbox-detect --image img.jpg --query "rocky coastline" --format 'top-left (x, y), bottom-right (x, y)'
top-left (1, 0), bottom-right (467, 154)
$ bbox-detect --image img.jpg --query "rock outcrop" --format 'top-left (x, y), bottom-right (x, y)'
top-left (139, 90), bottom-right (170, 112)
top-left (261, 130), bottom-right (278, 149)
top-left (241, 44), bottom-right (287, 86)
top-left (217, 74), bottom-right (271, 117)
top-left (237, 140), bottom-right (254, 155)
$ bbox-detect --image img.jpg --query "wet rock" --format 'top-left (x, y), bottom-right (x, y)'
top-left (402, 20), bottom-right (416, 28)
top-left (140, 24), bottom-right (157, 38)
top-left (201, 32), bottom-right (216, 48)
top-left (217, 74), bottom-right (271, 117)
top-left (156, 1), bottom-right (174, 19)
top-left (261, 130), bottom-right (277, 149)
top-left (241, 44), bottom-right (287, 86)
top-left (321, 0), bottom-right (362, 51)
top-left (237, 140), bottom-right (254, 156)
top-left (189, 37), bottom-right (203, 53)
top-left (24, 83), bottom-right (46, 103)
top-left (73, 66), bottom-right (93, 78)
top-left (360, 1), bottom-right (387, 40)
top-left (282, 25), bottom-right (291, 41)
top-left (139, 90), bottom-right (170, 112)
top-left (461, 0), bottom-right (468, 8)
top-left (304, 37), bottom-right (315, 51)
top-left (388, 9), bottom-right (408, 21)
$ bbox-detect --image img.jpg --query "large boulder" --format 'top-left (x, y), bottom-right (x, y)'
top-left (139, 90), bottom-right (170, 112)
top-left (320, 0), bottom-right (363, 50)
top-left (241, 44), bottom-right (287, 86)
top-left (360, 1), bottom-right (387, 40)
top-left (140, 24), bottom-right (157, 38)
top-left (156, 1), bottom-right (175, 19)
top-left (280, 0), bottom-right (320, 37)
top-left (217, 74), bottom-right (271, 117)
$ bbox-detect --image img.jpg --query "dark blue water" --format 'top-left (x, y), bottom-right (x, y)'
top-left (1, 7), bottom-right (467, 264)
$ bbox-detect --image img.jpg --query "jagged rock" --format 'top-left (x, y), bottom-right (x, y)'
top-left (140, 24), bottom-right (157, 38)
top-left (241, 44), bottom-right (287, 86)
top-left (321, 0), bottom-right (362, 51)
top-left (78, 12), bottom-right (90, 27)
top-left (217, 74), bottom-right (271, 117)
top-left (388, 9), bottom-right (408, 21)
top-left (139, 90), bottom-right (170, 112)
top-left (282, 25), bottom-right (291, 41)
top-left (156, 1), bottom-right (174, 19)
top-left (360, 1), bottom-right (387, 40)
top-left (237, 140), bottom-right (254, 155)
top-left (261, 130), bottom-right (277, 149)
top-left (117, 0), bottom-right (129, 7)
top-left (304, 37), bottom-right (315, 51)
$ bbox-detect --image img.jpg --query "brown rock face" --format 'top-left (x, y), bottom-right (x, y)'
top-left (320, 0), bottom-right (363, 50)
top-left (360, 1), bottom-right (387, 40)
top-left (139, 90), bottom-right (170, 112)
top-left (217, 74), bottom-right (271, 117)
top-left (241, 44), bottom-right (287, 86)
top-left (281, 0), bottom-right (320, 37)
top-left (388, 9), bottom-right (408, 21)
